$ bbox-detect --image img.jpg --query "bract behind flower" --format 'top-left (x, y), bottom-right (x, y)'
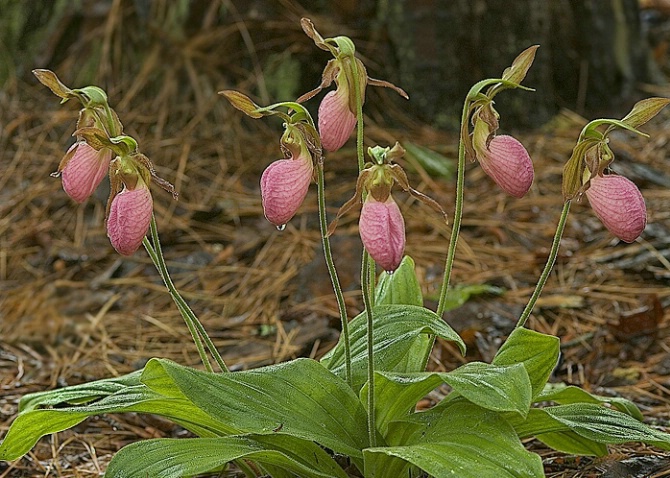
top-left (585, 174), bottom-right (646, 243)
top-left (478, 135), bottom-right (534, 198)
top-left (61, 142), bottom-right (113, 203)
top-left (260, 154), bottom-right (313, 227)
top-left (359, 196), bottom-right (405, 272)
top-left (107, 186), bottom-right (153, 255)
top-left (318, 89), bottom-right (357, 152)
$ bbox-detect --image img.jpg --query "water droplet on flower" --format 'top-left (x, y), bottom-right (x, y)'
top-left (276, 224), bottom-right (286, 231)
top-left (385, 269), bottom-right (394, 275)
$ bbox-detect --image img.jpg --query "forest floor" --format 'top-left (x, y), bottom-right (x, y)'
top-left (2, 6), bottom-right (670, 477)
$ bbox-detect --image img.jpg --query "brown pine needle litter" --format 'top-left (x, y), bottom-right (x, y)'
top-left (1, 2), bottom-right (670, 476)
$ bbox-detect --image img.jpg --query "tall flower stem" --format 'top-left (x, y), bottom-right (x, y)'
top-left (316, 157), bottom-right (352, 386)
top-left (351, 53), bottom-right (376, 444)
top-left (516, 201), bottom-right (571, 328)
top-left (361, 251), bottom-right (376, 447)
top-left (436, 95), bottom-right (473, 317)
top-left (143, 216), bottom-right (229, 373)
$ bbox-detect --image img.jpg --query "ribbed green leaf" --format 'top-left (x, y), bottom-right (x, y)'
top-left (443, 361), bottom-right (531, 416)
top-left (545, 403), bottom-right (670, 450)
top-left (18, 370), bottom-right (143, 412)
top-left (375, 255), bottom-right (423, 307)
top-left (373, 362), bottom-right (531, 439)
top-left (141, 358), bottom-right (369, 463)
top-left (365, 401), bottom-right (544, 478)
top-left (105, 434), bottom-right (348, 478)
top-left (506, 408), bottom-right (608, 456)
top-left (536, 383), bottom-right (643, 420)
top-left (493, 327), bottom-right (559, 399)
top-left (321, 304), bottom-right (465, 391)
top-left (0, 384), bottom-right (232, 461)
top-left (374, 256), bottom-right (432, 375)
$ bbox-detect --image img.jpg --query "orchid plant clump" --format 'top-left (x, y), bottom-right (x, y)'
top-left (2, 18), bottom-right (670, 478)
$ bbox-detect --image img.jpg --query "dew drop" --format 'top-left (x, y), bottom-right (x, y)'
top-left (385, 269), bottom-right (394, 275)
top-left (276, 224), bottom-right (286, 231)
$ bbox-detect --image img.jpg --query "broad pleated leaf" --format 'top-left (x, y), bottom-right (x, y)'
top-left (442, 361), bottom-right (531, 416)
top-left (0, 384), bottom-right (232, 461)
top-left (375, 255), bottom-right (423, 307)
top-left (506, 408), bottom-right (608, 456)
top-left (141, 358), bottom-right (369, 462)
top-left (493, 327), bottom-right (559, 399)
top-left (105, 434), bottom-right (348, 478)
top-left (18, 370), bottom-right (143, 412)
top-left (508, 403), bottom-right (670, 455)
top-left (321, 304), bottom-right (465, 391)
top-left (374, 256), bottom-right (433, 374)
top-left (536, 383), bottom-right (643, 420)
top-left (373, 362), bottom-right (531, 439)
top-left (365, 401), bottom-right (543, 478)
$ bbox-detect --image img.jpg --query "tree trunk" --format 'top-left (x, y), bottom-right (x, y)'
top-left (378, 0), bottom-right (659, 129)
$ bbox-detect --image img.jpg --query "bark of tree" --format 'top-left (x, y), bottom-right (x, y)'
top-left (375, 0), bottom-right (660, 129)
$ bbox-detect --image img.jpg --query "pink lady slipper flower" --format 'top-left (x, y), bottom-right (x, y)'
top-left (297, 18), bottom-right (407, 152)
top-left (107, 181), bottom-right (153, 256)
top-left (359, 195), bottom-right (406, 272)
top-left (585, 173), bottom-right (646, 243)
top-left (329, 143), bottom-right (446, 273)
top-left (57, 141), bottom-right (113, 203)
top-left (260, 141), bottom-right (314, 228)
top-left (318, 86), bottom-right (357, 152)
top-left (472, 119), bottom-right (534, 198)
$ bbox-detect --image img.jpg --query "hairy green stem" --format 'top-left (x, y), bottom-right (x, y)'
top-left (351, 53), bottom-right (376, 444)
top-left (144, 216), bottom-right (229, 373)
top-left (316, 158), bottom-right (352, 386)
top-left (516, 201), bottom-right (571, 328)
top-left (361, 251), bottom-right (376, 446)
top-left (436, 97), bottom-right (472, 317)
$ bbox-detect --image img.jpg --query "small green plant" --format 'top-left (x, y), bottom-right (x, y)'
top-left (2, 18), bottom-right (670, 478)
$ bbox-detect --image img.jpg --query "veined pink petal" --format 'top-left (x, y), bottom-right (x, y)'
top-left (61, 142), bottom-right (113, 203)
top-left (260, 154), bottom-right (313, 227)
top-left (585, 174), bottom-right (646, 243)
top-left (318, 89), bottom-right (357, 152)
top-left (107, 186), bottom-right (153, 256)
top-left (359, 196), bottom-right (405, 272)
top-left (478, 135), bottom-right (534, 198)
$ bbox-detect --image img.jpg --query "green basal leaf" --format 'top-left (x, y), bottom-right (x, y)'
top-left (372, 362), bottom-right (531, 439)
top-left (141, 358), bottom-right (369, 466)
top-left (536, 383), bottom-right (644, 420)
top-left (546, 403), bottom-right (670, 450)
top-left (321, 304), bottom-right (466, 391)
top-left (366, 401), bottom-right (544, 478)
top-left (105, 434), bottom-right (349, 478)
top-left (443, 362), bottom-right (532, 417)
top-left (375, 255), bottom-right (423, 307)
top-left (371, 372), bottom-right (444, 437)
top-left (374, 257), bottom-right (433, 375)
top-left (402, 142), bottom-right (455, 179)
top-left (0, 383), bottom-right (232, 461)
top-left (18, 370), bottom-right (143, 412)
top-left (508, 403), bottom-right (670, 456)
top-left (493, 327), bottom-right (559, 399)
top-left (506, 408), bottom-right (608, 456)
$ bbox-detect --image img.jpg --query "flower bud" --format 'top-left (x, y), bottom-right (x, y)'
top-left (107, 185), bottom-right (153, 256)
top-left (359, 196), bottom-right (405, 272)
top-left (318, 89), bottom-right (357, 152)
top-left (60, 142), bottom-right (112, 203)
top-left (477, 135), bottom-right (534, 198)
top-left (585, 174), bottom-right (646, 243)
top-left (260, 153), bottom-right (313, 227)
